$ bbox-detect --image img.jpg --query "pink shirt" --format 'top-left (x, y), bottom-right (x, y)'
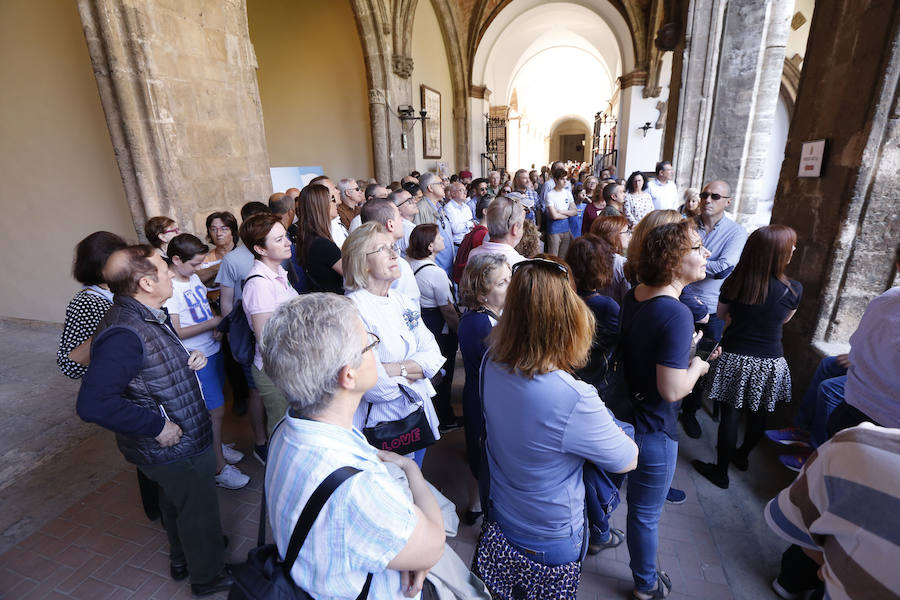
top-left (242, 260), bottom-right (299, 370)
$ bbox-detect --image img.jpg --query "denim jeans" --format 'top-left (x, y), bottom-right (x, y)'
top-left (626, 431), bottom-right (678, 591)
top-left (794, 356), bottom-right (846, 446)
top-left (492, 506), bottom-right (585, 566)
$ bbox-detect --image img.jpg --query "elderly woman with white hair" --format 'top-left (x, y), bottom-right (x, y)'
top-left (342, 222), bottom-right (445, 466)
top-left (260, 294), bottom-right (446, 599)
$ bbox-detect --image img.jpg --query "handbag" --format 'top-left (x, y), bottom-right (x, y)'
top-left (228, 466), bottom-right (372, 600)
top-left (216, 274), bottom-right (263, 365)
top-left (362, 384), bottom-right (436, 455)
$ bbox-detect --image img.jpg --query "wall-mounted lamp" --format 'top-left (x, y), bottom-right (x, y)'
top-left (638, 122), bottom-right (652, 138)
top-left (398, 105), bottom-right (427, 149)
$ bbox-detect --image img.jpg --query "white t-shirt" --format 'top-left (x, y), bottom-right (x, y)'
top-left (407, 258), bottom-right (455, 309)
top-left (647, 178), bottom-right (678, 211)
top-left (330, 217), bottom-right (348, 249)
top-left (545, 188), bottom-right (574, 214)
top-left (164, 274), bottom-right (220, 357)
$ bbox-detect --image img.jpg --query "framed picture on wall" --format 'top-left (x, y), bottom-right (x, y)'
top-left (421, 85), bottom-right (441, 158)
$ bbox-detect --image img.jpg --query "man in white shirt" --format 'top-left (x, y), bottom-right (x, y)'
top-left (359, 198), bottom-right (421, 309)
top-left (444, 181), bottom-right (475, 245)
top-left (468, 196), bottom-right (527, 266)
top-left (389, 189), bottom-right (418, 256)
top-left (647, 161), bottom-right (678, 210)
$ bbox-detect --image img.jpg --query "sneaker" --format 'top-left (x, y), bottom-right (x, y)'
top-left (681, 412), bottom-right (702, 439)
top-left (215, 464), bottom-right (250, 489)
top-left (438, 418), bottom-right (464, 434)
top-left (665, 487), bottom-right (687, 504)
top-left (253, 443), bottom-right (268, 465)
top-left (221, 443), bottom-right (244, 464)
top-left (778, 450), bottom-right (812, 473)
top-left (691, 460), bottom-right (729, 489)
top-left (765, 427), bottom-right (811, 447)
top-left (771, 577), bottom-right (801, 600)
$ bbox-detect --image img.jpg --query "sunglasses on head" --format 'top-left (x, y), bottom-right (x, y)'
top-left (511, 257), bottom-right (569, 276)
top-left (699, 192), bottom-right (731, 201)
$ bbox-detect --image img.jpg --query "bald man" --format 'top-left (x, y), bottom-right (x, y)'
top-left (76, 246), bottom-right (232, 595)
top-left (680, 179), bottom-right (748, 438)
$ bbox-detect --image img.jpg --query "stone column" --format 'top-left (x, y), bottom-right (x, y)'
top-left (774, 0), bottom-right (900, 388)
top-left (704, 1), bottom-right (790, 225)
top-left (77, 0), bottom-right (271, 237)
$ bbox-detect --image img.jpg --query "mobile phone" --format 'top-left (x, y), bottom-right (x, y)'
top-left (697, 341), bottom-right (719, 362)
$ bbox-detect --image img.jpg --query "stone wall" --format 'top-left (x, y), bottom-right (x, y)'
top-left (773, 0), bottom-right (900, 387)
top-left (77, 0), bottom-right (272, 238)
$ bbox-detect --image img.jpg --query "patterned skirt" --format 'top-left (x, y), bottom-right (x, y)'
top-left (705, 351), bottom-right (792, 412)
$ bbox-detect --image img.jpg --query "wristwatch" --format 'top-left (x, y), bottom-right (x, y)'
top-left (399, 363), bottom-right (408, 378)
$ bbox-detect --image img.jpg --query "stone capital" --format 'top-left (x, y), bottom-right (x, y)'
top-left (391, 54), bottom-right (414, 78)
top-left (470, 84), bottom-right (490, 100)
top-left (618, 70), bottom-right (648, 89)
top-left (368, 88), bottom-right (387, 105)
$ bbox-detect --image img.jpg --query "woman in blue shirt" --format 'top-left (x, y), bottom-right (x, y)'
top-left (482, 256), bottom-right (637, 576)
top-left (457, 253), bottom-right (511, 525)
top-left (692, 225), bottom-right (802, 489)
top-left (620, 221), bottom-right (719, 600)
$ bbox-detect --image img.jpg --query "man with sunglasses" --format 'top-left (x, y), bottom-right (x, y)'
top-left (417, 172), bottom-right (456, 276)
top-left (467, 195), bottom-right (527, 266)
top-left (389, 189), bottom-right (418, 256)
top-left (680, 180), bottom-right (748, 438)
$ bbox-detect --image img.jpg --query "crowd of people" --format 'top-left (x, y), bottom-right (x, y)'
top-left (61, 161), bottom-right (899, 599)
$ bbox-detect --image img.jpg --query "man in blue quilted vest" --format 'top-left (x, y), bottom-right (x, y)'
top-left (77, 245), bottom-right (232, 597)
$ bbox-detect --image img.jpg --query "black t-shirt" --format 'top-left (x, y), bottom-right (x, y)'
top-left (303, 235), bottom-right (343, 294)
top-left (620, 289), bottom-right (694, 440)
top-left (720, 277), bottom-right (802, 358)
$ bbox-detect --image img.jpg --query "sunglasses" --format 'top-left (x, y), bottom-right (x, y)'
top-left (699, 192), bottom-right (731, 201)
top-left (511, 257), bottom-right (569, 276)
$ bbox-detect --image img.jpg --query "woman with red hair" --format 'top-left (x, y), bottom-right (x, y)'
top-left (692, 225), bottom-right (802, 489)
top-left (589, 214), bottom-right (632, 305)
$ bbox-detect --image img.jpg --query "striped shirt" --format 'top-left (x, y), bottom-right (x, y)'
top-left (266, 416), bottom-right (418, 600)
top-left (764, 423), bottom-right (900, 600)
top-left (348, 289), bottom-right (445, 443)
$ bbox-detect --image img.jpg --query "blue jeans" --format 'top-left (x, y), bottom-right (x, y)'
top-left (492, 507), bottom-right (585, 566)
top-left (626, 431), bottom-right (678, 591)
top-left (793, 356), bottom-right (846, 447)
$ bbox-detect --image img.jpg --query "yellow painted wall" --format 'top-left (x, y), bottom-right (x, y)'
top-left (0, 0), bottom-right (135, 323)
top-left (410, 0), bottom-right (457, 175)
top-left (247, 0), bottom-right (374, 181)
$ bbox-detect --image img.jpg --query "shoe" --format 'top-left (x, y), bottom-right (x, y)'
top-left (665, 487), bottom-right (686, 504)
top-left (771, 577), bottom-right (801, 600)
top-left (731, 450), bottom-right (749, 472)
top-left (765, 428), bottom-right (811, 447)
top-left (222, 443), bottom-right (244, 464)
top-left (632, 570), bottom-right (672, 599)
top-left (691, 460), bottom-right (729, 489)
top-left (462, 509), bottom-right (483, 526)
top-left (588, 527), bottom-right (624, 554)
top-left (778, 450), bottom-right (812, 473)
top-left (681, 412), bottom-right (702, 439)
top-left (215, 464), bottom-right (250, 489)
top-left (253, 443), bottom-right (268, 465)
top-left (191, 568), bottom-right (235, 597)
top-left (438, 419), bottom-right (464, 434)
top-left (170, 561), bottom-right (188, 581)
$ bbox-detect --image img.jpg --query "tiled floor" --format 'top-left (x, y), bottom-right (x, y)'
top-left (0, 320), bottom-right (793, 599)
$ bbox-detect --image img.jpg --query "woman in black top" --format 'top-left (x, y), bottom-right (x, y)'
top-left (692, 225), bottom-right (802, 489)
top-left (296, 183), bottom-right (344, 294)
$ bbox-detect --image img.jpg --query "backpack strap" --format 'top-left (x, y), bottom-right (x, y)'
top-left (240, 273), bottom-right (263, 290)
top-left (414, 263), bottom-right (438, 275)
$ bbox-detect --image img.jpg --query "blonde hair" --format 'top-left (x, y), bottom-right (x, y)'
top-left (341, 221), bottom-right (388, 292)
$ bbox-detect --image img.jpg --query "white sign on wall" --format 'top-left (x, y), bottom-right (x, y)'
top-left (798, 140), bottom-right (826, 178)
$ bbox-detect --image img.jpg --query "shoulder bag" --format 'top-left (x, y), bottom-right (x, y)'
top-left (362, 384), bottom-right (436, 455)
top-left (216, 274), bottom-right (262, 365)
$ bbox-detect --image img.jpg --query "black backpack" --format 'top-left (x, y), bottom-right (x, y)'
top-left (217, 274), bottom-right (262, 365)
top-left (228, 466), bottom-right (372, 600)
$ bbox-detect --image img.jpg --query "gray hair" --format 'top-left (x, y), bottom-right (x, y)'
top-left (418, 171), bottom-right (440, 192)
top-left (260, 294), bottom-right (363, 417)
top-left (459, 252), bottom-right (509, 309)
top-left (485, 195), bottom-right (525, 239)
top-left (338, 178), bottom-right (357, 198)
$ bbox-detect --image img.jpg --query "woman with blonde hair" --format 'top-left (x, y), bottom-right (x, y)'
top-left (477, 255), bottom-right (637, 587)
top-left (342, 222), bottom-right (445, 467)
top-left (678, 188), bottom-right (701, 219)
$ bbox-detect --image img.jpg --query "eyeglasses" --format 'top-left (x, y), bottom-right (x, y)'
top-left (395, 196), bottom-right (413, 207)
top-left (691, 242), bottom-right (705, 254)
top-left (208, 226), bottom-right (231, 234)
top-left (366, 243), bottom-right (399, 257)
top-left (511, 257), bottom-right (569, 276)
top-left (505, 197), bottom-right (521, 231)
top-left (163, 227), bottom-right (180, 235)
top-left (699, 192), bottom-right (731, 201)
top-left (361, 332), bottom-right (380, 355)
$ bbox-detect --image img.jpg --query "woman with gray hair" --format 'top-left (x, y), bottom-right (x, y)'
top-left (342, 222), bottom-right (445, 466)
top-left (259, 294), bottom-right (446, 599)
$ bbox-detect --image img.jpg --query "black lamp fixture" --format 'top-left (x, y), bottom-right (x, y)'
top-left (398, 105), bottom-right (428, 123)
top-left (638, 122), bottom-right (653, 137)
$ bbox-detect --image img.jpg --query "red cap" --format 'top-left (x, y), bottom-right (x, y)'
top-left (459, 170), bottom-right (473, 178)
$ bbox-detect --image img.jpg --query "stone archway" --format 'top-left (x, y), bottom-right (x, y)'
top-left (548, 116), bottom-right (593, 163)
